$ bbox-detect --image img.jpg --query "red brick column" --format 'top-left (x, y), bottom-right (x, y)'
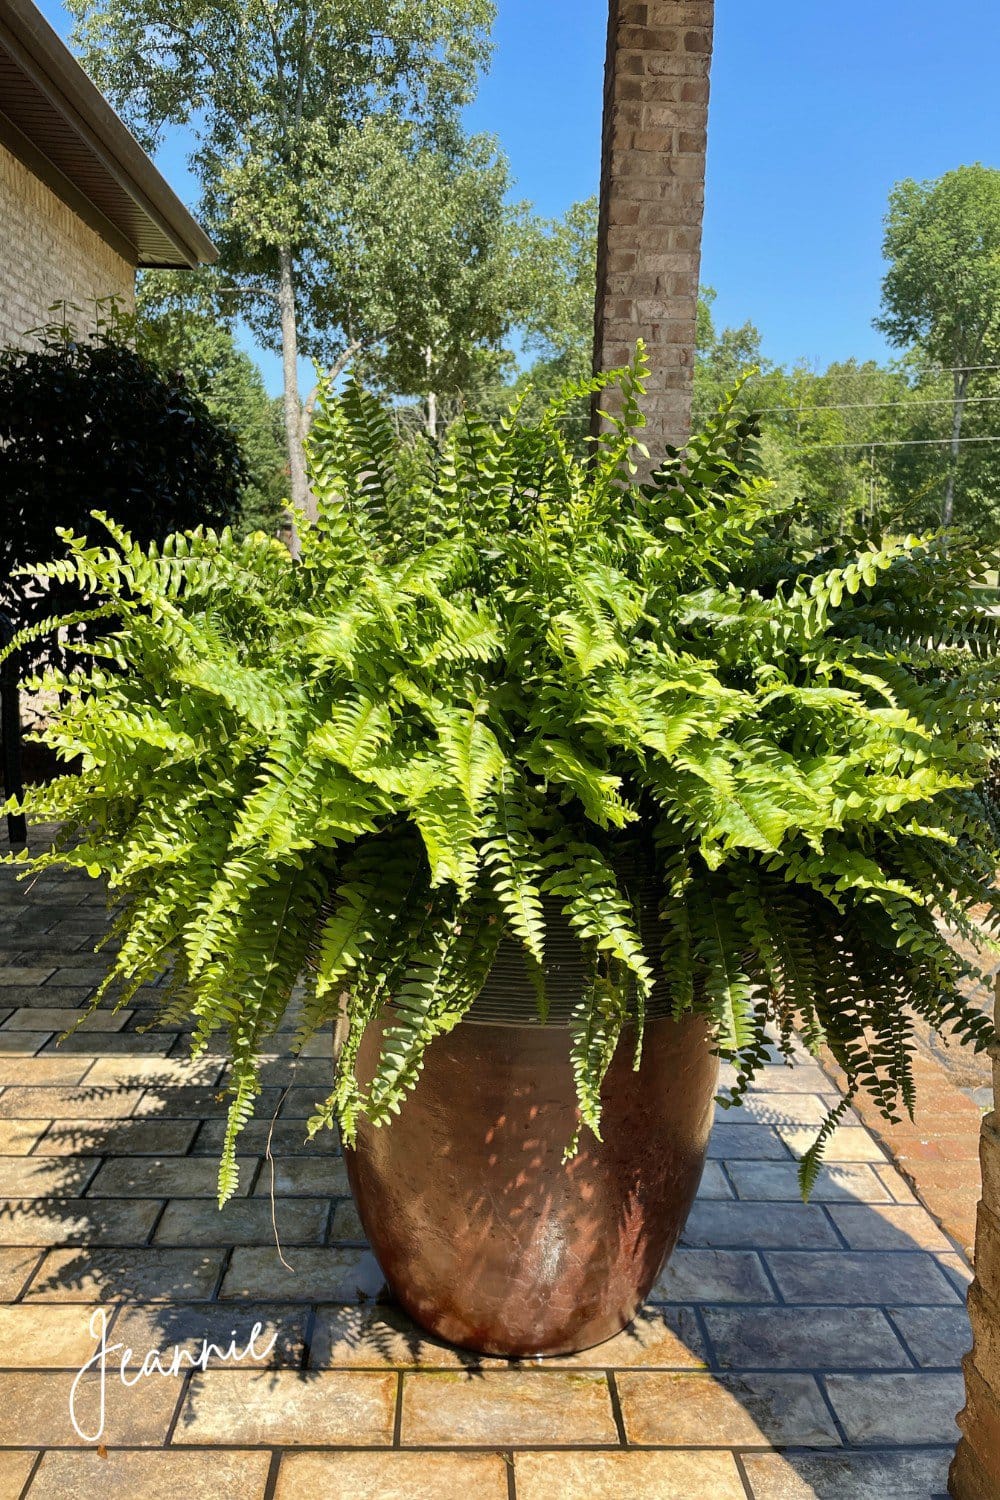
top-left (593, 0), bottom-right (714, 462)
top-left (951, 979), bottom-right (1000, 1498)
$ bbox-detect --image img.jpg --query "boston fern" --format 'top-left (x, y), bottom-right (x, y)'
top-left (4, 348), bottom-right (1000, 1202)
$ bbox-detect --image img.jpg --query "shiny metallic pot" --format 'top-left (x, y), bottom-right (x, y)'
top-left (342, 895), bottom-right (718, 1357)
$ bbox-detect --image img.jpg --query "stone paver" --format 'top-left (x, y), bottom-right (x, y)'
top-left (276, 1451), bottom-right (510, 1499)
top-left (28, 1449), bottom-right (271, 1497)
top-left (176, 1369), bottom-right (397, 1446)
top-left (515, 1449), bottom-right (747, 1499)
top-left (0, 844), bottom-right (978, 1495)
top-left (616, 1370), bottom-right (839, 1448)
top-left (401, 1370), bottom-right (618, 1446)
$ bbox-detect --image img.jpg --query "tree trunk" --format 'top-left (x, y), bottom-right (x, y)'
top-left (943, 369), bottom-right (969, 526)
top-left (424, 346), bottom-right (438, 442)
top-left (277, 244), bottom-right (313, 541)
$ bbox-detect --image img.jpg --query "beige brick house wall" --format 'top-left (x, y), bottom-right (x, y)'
top-left (593, 0), bottom-right (714, 463)
top-left (0, 140), bottom-right (135, 348)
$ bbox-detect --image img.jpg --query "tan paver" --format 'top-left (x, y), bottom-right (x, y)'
top-left (0, 1303), bottom-right (106, 1366)
top-left (826, 1201), bottom-right (955, 1251)
top-left (0, 1057), bottom-right (89, 1085)
top-left (250, 1154), bottom-right (349, 1196)
top-left (27, 1448), bottom-right (271, 1497)
top-left (0, 1120), bottom-right (47, 1153)
top-left (32, 1119), bottom-right (198, 1155)
top-left (777, 1125), bottom-right (886, 1162)
top-left (0, 1450), bottom-right (37, 1500)
top-left (113, 1300), bottom-right (308, 1369)
top-left (824, 1371), bottom-right (966, 1445)
top-left (726, 1160), bottom-right (891, 1202)
top-left (309, 1302), bottom-right (707, 1372)
top-left (1, 1008), bottom-right (131, 1032)
top-left (0, 1156), bottom-right (100, 1197)
top-left (174, 1369), bottom-right (396, 1445)
top-left (0, 1086), bottom-right (142, 1119)
top-left (0, 1248), bottom-right (41, 1301)
top-left (155, 1195), bottom-right (328, 1246)
top-left (401, 1369), bottom-right (618, 1446)
top-left (81, 1056), bottom-right (224, 1087)
top-left (0, 1199), bottom-right (163, 1248)
top-left (515, 1449), bottom-right (747, 1500)
top-left (741, 1447), bottom-right (953, 1499)
top-left (652, 1247), bottom-right (775, 1302)
top-left (85, 1155), bottom-right (256, 1198)
top-left (0, 1368), bottom-right (180, 1445)
top-left (220, 1245), bottom-right (384, 1301)
top-left (616, 1371), bottom-right (839, 1448)
top-left (701, 1306), bottom-right (908, 1371)
top-left (275, 1451), bottom-right (509, 1500)
top-left (24, 1248), bottom-right (223, 1302)
top-left (764, 1249), bottom-right (960, 1305)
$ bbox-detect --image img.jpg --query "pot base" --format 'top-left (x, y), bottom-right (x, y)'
top-left (344, 1014), bottom-right (718, 1358)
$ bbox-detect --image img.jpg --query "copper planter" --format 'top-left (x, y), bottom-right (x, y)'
top-left (343, 1001), bottom-right (717, 1357)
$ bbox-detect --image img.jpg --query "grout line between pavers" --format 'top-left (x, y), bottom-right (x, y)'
top-left (881, 1307), bottom-right (928, 1371)
top-left (162, 1366), bottom-right (194, 1447)
top-left (605, 1370), bottom-right (628, 1447)
top-left (0, 1440), bottom-right (963, 1454)
top-left (691, 1303), bottom-right (720, 1370)
top-left (10, 1249), bottom-right (49, 1305)
top-left (299, 1304), bottom-right (318, 1372)
top-left (16, 1447), bottom-right (44, 1500)
top-left (504, 1448), bottom-right (517, 1500)
top-left (262, 1449), bottom-right (282, 1500)
top-left (751, 1251), bottom-right (785, 1307)
top-left (813, 1371), bottom-right (855, 1449)
top-left (392, 1369), bottom-right (404, 1446)
top-left (732, 1449), bottom-right (757, 1500)
top-left (142, 1197), bottom-right (171, 1247)
top-left (817, 1202), bottom-right (853, 1251)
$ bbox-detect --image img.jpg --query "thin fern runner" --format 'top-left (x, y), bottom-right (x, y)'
top-left (4, 347), bottom-right (1000, 1203)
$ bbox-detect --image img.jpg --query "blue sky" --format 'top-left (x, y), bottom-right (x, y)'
top-left (37, 0), bottom-right (1000, 394)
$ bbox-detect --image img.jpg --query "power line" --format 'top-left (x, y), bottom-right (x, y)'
top-left (693, 394), bottom-right (1000, 420)
top-left (803, 434), bottom-right (1000, 452)
top-left (739, 362), bottom-right (1000, 379)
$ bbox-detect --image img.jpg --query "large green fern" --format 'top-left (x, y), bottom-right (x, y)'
top-left (4, 348), bottom-right (1000, 1202)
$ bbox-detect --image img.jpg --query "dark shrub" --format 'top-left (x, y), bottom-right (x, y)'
top-left (0, 330), bottom-right (248, 678)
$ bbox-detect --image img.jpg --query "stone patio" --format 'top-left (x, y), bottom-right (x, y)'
top-left (0, 841), bottom-right (975, 1498)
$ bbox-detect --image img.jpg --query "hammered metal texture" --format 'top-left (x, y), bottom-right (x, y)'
top-left (344, 1012), bottom-right (718, 1357)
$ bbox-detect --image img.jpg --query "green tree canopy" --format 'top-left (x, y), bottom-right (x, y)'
top-left (69, 0), bottom-right (497, 526)
top-left (876, 164), bottom-right (1000, 522)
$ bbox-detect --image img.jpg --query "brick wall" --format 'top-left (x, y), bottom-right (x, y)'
top-left (951, 980), bottom-right (1000, 1498)
top-left (593, 0), bottom-right (714, 464)
top-left (0, 140), bottom-right (135, 348)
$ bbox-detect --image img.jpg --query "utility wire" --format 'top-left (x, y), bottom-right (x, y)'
top-left (693, 394), bottom-right (1000, 420)
top-left (803, 434), bottom-right (1000, 452)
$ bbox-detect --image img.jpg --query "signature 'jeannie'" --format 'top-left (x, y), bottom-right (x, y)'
top-left (69, 1308), bottom-right (278, 1442)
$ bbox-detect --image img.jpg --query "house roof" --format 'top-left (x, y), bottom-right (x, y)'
top-left (0, 0), bottom-right (216, 268)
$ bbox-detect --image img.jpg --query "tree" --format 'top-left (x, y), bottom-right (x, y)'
top-left (488, 197), bottom-right (599, 450)
top-left (337, 123), bottom-right (521, 439)
top-left (876, 165), bottom-right (1000, 524)
top-left (136, 271), bottom-right (288, 535)
top-left (69, 0), bottom-right (495, 528)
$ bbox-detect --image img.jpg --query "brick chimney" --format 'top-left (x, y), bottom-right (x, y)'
top-left (593, 1), bottom-right (715, 464)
